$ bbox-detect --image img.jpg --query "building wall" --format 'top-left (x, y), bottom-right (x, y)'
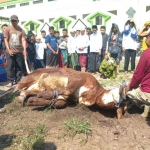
top-left (0, 0), bottom-right (150, 35)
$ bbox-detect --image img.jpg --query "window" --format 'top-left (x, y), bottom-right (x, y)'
top-left (7, 5), bottom-right (16, 9)
top-left (33, 0), bottom-right (43, 4)
top-left (59, 20), bottom-right (65, 28)
top-left (20, 2), bottom-right (29, 7)
top-left (30, 23), bottom-right (35, 31)
top-left (0, 7), bottom-right (4, 10)
top-left (95, 16), bottom-right (102, 25)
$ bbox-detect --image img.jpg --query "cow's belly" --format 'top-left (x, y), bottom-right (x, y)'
top-left (27, 76), bottom-right (69, 91)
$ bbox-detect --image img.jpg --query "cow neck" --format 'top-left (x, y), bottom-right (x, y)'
top-left (96, 86), bottom-right (110, 100)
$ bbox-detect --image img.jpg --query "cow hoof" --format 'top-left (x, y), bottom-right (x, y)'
top-left (0, 107), bottom-right (6, 113)
top-left (53, 100), bottom-right (67, 108)
top-left (16, 96), bottom-right (25, 103)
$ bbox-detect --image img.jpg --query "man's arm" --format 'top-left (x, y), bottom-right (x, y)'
top-left (98, 33), bottom-right (102, 55)
top-left (22, 37), bottom-right (26, 56)
top-left (46, 43), bottom-right (55, 54)
top-left (56, 43), bottom-right (59, 54)
top-left (129, 52), bottom-right (147, 90)
top-left (4, 29), bottom-right (13, 56)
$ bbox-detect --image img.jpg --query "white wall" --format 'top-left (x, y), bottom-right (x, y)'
top-left (0, 0), bottom-right (149, 35)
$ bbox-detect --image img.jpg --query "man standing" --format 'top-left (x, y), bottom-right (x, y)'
top-left (4, 15), bottom-right (26, 87)
top-left (100, 26), bottom-right (108, 65)
top-left (86, 27), bottom-right (91, 72)
top-left (0, 28), bottom-right (4, 55)
top-left (45, 26), bottom-right (58, 68)
top-left (89, 25), bottom-right (102, 74)
top-left (40, 30), bottom-right (47, 66)
top-left (76, 29), bottom-right (89, 72)
top-left (68, 30), bottom-right (78, 70)
top-left (122, 19), bottom-right (138, 74)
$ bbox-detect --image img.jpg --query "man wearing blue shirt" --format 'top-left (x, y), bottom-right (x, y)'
top-left (0, 32), bottom-right (4, 55)
top-left (45, 26), bottom-right (58, 68)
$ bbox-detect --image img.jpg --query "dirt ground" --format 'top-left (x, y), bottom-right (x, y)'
top-left (0, 59), bottom-right (150, 150)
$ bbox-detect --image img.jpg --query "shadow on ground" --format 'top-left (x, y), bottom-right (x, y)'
top-left (0, 134), bottom-right (16, 150)
top-left (44, 142), bottom-right (57, 150)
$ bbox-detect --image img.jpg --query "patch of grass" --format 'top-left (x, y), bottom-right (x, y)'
top-left (18, 124), bottom-right (46, 150)
top-left (8, 94), bottom-right (17, 102)
top-left (64, 117), bottom-right (92, 144)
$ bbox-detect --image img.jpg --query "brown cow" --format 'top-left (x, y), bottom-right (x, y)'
top-left (11, 68), bottom-right (127, 118)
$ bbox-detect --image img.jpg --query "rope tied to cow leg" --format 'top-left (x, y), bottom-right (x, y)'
top-left (49, 90), bottom-right (59, 107)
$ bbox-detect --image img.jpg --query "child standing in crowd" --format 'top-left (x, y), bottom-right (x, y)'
top-left (35, 36), bottom-right (46, 69)
top-left (68, 30), bottom-right (78, 70)
top-left (26, 32), bottom-right (36, 72)
top-left (59, 36), bottom-right (68, 68)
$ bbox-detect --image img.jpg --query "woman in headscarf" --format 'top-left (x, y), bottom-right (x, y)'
top-left (138, 21), bottom-right (150, 51)
top-left (122, 19), bottom-right (139, 74)
top-left (26, 32), bottom-right (36, 72)
top-left (99, 53), bottom-right (117, 79)
top-left (108, 23), bottom-right (123, 74)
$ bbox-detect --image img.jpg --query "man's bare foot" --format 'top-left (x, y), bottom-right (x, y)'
top-left (124, 71), bottom-right (128, 74)
top-left (0, 107), bottom-right (6, 113)
top-left (5, 82), bottom-right (13, 87)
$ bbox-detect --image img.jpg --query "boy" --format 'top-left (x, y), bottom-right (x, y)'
top-left (35, 36), bottom-right (46, 69)
top-left (59, 36), bottom-right (68, 68)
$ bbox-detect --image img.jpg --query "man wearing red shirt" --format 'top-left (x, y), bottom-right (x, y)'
top-left (126, 32), bottom-right (150, 118)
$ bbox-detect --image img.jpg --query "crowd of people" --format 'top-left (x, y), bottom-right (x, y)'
top-left (0, 15), bottom-right (150, 87)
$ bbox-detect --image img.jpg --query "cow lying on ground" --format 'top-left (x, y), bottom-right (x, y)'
top-left (3, 68), bottom-right (127, 119)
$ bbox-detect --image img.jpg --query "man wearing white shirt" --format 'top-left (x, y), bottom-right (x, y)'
top-left (68, 30), bottom-right (78, 69)
top-left (35, 36), bottom-right (47, 69)
top-left (89, 25), bottom-right (102, 74)
top-left (40, 30), bottom-right (47, 66)
top-left (122, 19), bottom-right (138, 74)
top-left (76, 29), bottom-right (89, 72)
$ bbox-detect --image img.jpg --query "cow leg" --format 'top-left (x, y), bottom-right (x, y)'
top-left (116, 104), bottom-right (126, 119)
top-left (18, 89), bottom-right (41, 105)
top-left (27, 97), bottom-right (52, 106)
top-left (27, 96), bottom-right (67, 108)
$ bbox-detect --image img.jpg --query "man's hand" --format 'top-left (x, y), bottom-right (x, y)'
top-left (8, 50), bottom-right (13, 56)
top-left (55, 51), bottom-right (58, 55)
top-left (122, 47), bottom-right (125, 51)
top-left (23, 50), bottom-right (27, 57)
top-left (98, 50), bottom-right (101, 55)
top-left (52, 51), bottom-right (56, 54)
top-left (79, 47), bottom-right (84, 50)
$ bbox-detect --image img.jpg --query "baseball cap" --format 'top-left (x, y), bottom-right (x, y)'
top-left (10, 15), bottom-right (19, 21)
